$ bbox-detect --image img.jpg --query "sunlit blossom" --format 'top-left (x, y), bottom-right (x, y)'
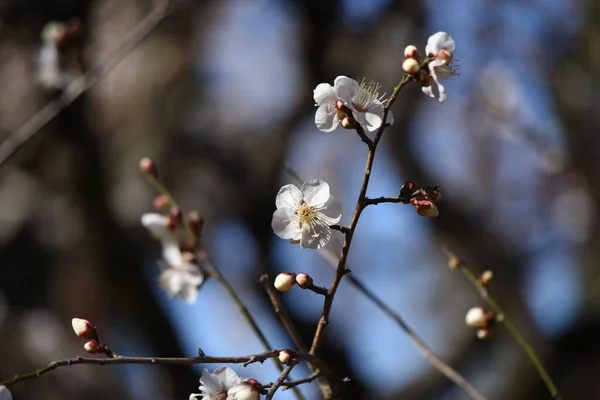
top-left (422, 32), bottom-right (459, 102)
top-left (271, 179), bottom-right (342, 249)
top-left (189, 367), bottom-right (260, 400)
top-left (335, 76), bottom-right (393, 131)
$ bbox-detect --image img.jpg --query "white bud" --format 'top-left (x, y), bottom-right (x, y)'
top-left (402, 58), bottom-right (420, 75)
top-left (295, 273), bottom-right (313, 289)
top-left (278, 350), bottom-right (292, 364)
top-left (227, 382), bottom-right (261, 400)
top-left (476, 328), bottom-right (492, 339)
top-left (465, 307), bottom-right (489, 328)
top-left (72, 318), bottom-right (96, 339)
top-left (274, 273), bottom-right (296, 292)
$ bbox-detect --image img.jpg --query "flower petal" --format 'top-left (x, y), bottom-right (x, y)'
top-left (363, 103), bottom-right (384, 132)
top-left (422, 85), bottom-right (435, 98)
top-left (199, 369), bottom-right (223, 394)
top-left (334, 76), bottom-right (358, 104)
top-left (272, 208), bottom-right (302, 240)
top-left (426, 32), bottom-right (455, 55)
top-left (141, 213), bottom-right (171, 239)
top-left (215, 366), bottom-right (244, 388)
top-left (162, 240), bottom-right (183, 267)
top-left (313, 83), bottom-right (338, 105)
top-left (301, 179), bottom-right (330, 207)
top-left (318, 196), bottom-right (342, 224)
top-left (428, 60), bottom-right (447, 102)
top-left (275, 184), bottom-right (302, 209)
top-left (315, 104), bottom-right (339, 132)
top-left (0, 387), bottom-right (12, 400)
top-left (300, 222), bottom-right (331, 249)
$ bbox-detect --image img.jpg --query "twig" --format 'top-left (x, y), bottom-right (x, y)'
top-left (0, 0), bottom-right (172, 168)
top-left (364, 192), bottom-right (420, 206)
top-left (330, 225), bottom-right (350, 234)
top-left (266, 360), bottom-right (300, 400)
top-left (309, 75), bottom-right (411, 356)
top-left (260, 275), bottom-right (336, 399)
top-left (1, 350), bottom-right (285, 386)
top-left (284, 144), bottom-right (487, 400)
top-left (455, 255), bottom-right (563, 400)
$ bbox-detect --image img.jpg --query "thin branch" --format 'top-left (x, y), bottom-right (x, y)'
top-left (1, 350), bottom-right (285, 386)
top-left (309, 75), bottom-right (411, 356)
top-left (451, 252), bottom-right (562, 400)
top-left (330, 225), bottom-right (350, 234)
top-left (364, 191), bottom-right (420, 206)
top-left (266, 360), bottom-right (300, 400)
top-left (0, 0), bottom-right (172, 168)
top-left (354, 125), bottom-right (373, 149)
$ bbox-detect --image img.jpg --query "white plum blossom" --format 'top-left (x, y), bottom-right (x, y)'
top-left (314, 76), bottom-right (391, 132)
top-left (422, 32), bottom-right (459, 102)
top-left (335, 76), bottom-right (393, 131)
top-left (271, 179), bottom-right (342, 249)
top-left (141, 213), bottom-right (204, 303)
top-left (189, 367), bottom-right (260, 400)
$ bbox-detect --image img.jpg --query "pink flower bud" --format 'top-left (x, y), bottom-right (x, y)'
top-left (71, 318), bottom-right (96, 339)
top-left (227, 382), bottom-right (261, 400)
top-left (414, 200), bottom-right (439, 217)
top-left (278, 350), bottom-right (292, 364)
top-left (153, 194), bottom-right (170, 210)
top-left (403, 45), bottom-right (420, 60)
top-left (274, 273), bottom-right (296, 292)
top-left (465, 307), bottom-right (492, 328)
top-left (295, 273), bottom-right (313, 289)
top-left (84, 340), bottom-right (102, 354)
top-left (139, 157), bottom-right (157, 177)
top-left (402, 58), bottom-right (420, 75)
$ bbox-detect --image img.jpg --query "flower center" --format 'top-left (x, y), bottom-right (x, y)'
top-left (297, 201), bottom-right (317, 228)
top-left (352, 78), bottom-right (386, 112)
top-left (434, 62), bottom-right (460, 79)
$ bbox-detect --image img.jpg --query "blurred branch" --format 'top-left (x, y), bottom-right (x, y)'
top-left (447, 249), bottom-right (563, 400)
top-left (0, 0), bottom-right (171, 168)
top-left (266, 360), bottom-right (300, 400)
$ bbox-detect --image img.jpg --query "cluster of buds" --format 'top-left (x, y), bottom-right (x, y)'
top-left (400, 180), bottom-right (441, 218)
top-left (71, 318), bottom-right (114, 356)
top-left (465, 307), bottom-right (496, 339)
top-left (274, 272), bottom-right (328, 296)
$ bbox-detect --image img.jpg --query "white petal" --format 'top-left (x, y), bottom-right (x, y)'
top-left (300, 223), bottom-right (331, 249)
top-left (426, 32), bottom-right (455, 55)
top-left (363, 103), bottom-right (384, 132)
top-left (200, 369), bottom-right (223, 393)
top-left (318, 196), bottom-right (342, 224)
top-left (386, 109), bottom-right (394, 125)
top-left (275, 184), bottom-right (302, 209)
top-left (0, 387), bottom-right (12, 400)
top-left (422, 86), bottom-right (435, 98)
top-left (158, 266), bottom-right (203, 303)
top-left (189, 393), bottom-right (200, 400)
top-left (313, 83), bottom-right (338, 105)
top-left (334, 76), bottom-right (358, 104)
top-left (315, 104), bottom-right (339, 132)
top-left (162, 240), bottom-right (183, 267)
top-left (228, 383), bottom-right (259, 400)
top-left (301, 179), bottom-right (330, 207)
top-left (215, 366), bottom-right (244, 388)
top-left (141, 213), bottom-right (171, 239)
top-left (428, 60), bottom-right (447, 103)
top-left (271, 208), bottom-right (302, 240)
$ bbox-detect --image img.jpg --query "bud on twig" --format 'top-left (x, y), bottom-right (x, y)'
top-left (278, 350), bottom-right (292, 364)
top-left (480, 270), bottom-right (493, 287)
top-left (402, 58), bottom-right (420, 75)
top-left (295, 273), bottom-right (313, 289)
top-left (84, 340), bottom-right (102, 354)
top-left (341, 117), bottom-right (358, 129)
top-left (400, 180), bottom-right (416, 202)
top-left (476, 328), bottom-right (492, 339)
top-left (153, 194), bottom-right (170, 210)
top-left (274, 273), bottom-right (296, 292)
top-left (188, 211), bottom-right (204, 239)
top-left (403, 45), bottom-right (420, 60)
top-left (71, 318), bottom-right (96, 339)
top-left (465, 307), bottom-right (494, 329)
top-left (413, 199), bottom-right (439, 218)
top-left (139, 157), bottom-right (157, 177)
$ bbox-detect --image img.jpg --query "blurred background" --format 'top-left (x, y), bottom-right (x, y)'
top-left (0, 0), bottom-right (596, 399)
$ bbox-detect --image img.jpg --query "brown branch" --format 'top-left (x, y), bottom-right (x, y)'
top-left (309, 75), bottom-right (411, 356)
top-left (266, 360), bottom-right (300, 400)
top-left (0, 0), bottom-right (171, 168)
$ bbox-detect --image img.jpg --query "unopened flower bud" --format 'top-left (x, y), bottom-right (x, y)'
top-left (84, 340), bottom-right (102, 354)
top-left (465, 307), bottom-right (492, 328)
top-left (274, 273), bottom-right (296, 292)
top-left (402, 58), bottom-right (420, 75)
top-left (424, 186), bottom-right (442, 203)
top-left (447, 253), bottom-right (460, 270)
top-left (188, 211), bottom-right (204, 238)
top-left (341, 117), bottom-right (358, 129)
top-left (414, 200), bottom-right (439, 218)
top-left (480, 270), bottom-right (493, 286)
top-left (476, 328), bottom-right (492, 339)
top-left (399, 180), bottom-right (416, 201)
top-left (278, 350), bottom-right (292, 364)
top-left (436, 48), bottom-right (453, 64)
top-left (153, 194), bottom-right (170, 210)
top-left (71, 318), bottom-right (96, 339)
top-left (295, 273), bottom-right (313, 289)
top-left (403, 45), bottom-right (420, 60)
top-left (139, 157), bottom-right (157, 177)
